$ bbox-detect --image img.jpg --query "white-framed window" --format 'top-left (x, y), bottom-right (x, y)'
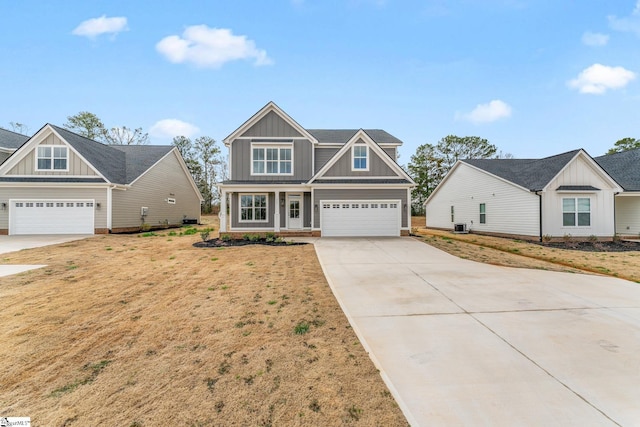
top-left (450, 206), bottom-right (454, 222)
top-left (36, 145), bottom-right (68, 171)
top-left (479, 203), bottom-right (486, 224)
top-left (240, 194), bottom-right (268, 222)
top-left (252, 145), bottom-right (293, 175)
top-left (563, 198), bottom-right (591, 227)
top-left (352, 145), bottom-right (369, 171)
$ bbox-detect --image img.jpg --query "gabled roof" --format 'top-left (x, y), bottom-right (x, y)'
top-left (307, 129), bottom-right (402, 145)
top-left (595, 148), bottom-right (640, 191)
top-left (309, 129), bottom-right (414, 184)
top-left (224, 101), bottom-right (318, 146)
top-left (464, 150), bottom-right (581, 191)
top-left (0, 128), bottom-right (30, 149)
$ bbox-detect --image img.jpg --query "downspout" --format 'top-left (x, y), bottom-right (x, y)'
top-left (614, 192), bottom-right (619, 236)
top-left (535, 191), bottom-right (542, 242)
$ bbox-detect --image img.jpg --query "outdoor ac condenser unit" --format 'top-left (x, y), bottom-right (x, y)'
top-left (453, 223), bottom-right (468, 233)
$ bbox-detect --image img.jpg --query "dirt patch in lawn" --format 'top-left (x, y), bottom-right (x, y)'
top-left (412, 219), bottom-right (640, 283)
top-left (0, 218), bottom-right (407, 426)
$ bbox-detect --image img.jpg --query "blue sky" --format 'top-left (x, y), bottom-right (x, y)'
top-left (1, 1), bottom-right (639, 161)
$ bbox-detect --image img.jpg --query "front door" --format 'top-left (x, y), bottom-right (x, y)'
top-left (288, 194), bottom-right (302, 229)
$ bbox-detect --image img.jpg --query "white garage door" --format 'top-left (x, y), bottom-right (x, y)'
top-left (10, 200), bottom-right (95, 235)
top-left (321, 200), bottom-right (400, 237)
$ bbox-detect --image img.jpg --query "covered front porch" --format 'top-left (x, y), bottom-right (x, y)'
top-left (218, 185), bottom-right (313, 235)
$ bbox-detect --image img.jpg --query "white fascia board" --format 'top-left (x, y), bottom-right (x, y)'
top-left (311, 183), bottom-right (412, 190)
top-left (308, 129), bottom-right (414, 184)
top-left (217, 184), bottom-right (311, 193)
top-left (541, 149), bottom-right (623, 193)
top-left (223, 101), bottom-right (318, 146)
top-left (424, 160), bottom-right (532, 205)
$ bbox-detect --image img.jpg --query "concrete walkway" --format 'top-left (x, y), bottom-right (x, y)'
top-left (0, 235), bottom-right (91, 277)
top-left (313, 237), bottom-right (640, 427)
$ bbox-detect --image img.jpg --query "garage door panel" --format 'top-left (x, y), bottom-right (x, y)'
top-left (321, 200), bottom-right (400, 237)
top-left (10, 200), bottom-right (94, 235)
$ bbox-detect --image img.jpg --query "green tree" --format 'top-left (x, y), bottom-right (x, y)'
top-left (607, 137), bottom-right (640, 154)
top-left (172, 135), bottom-right (222, 214)
top-left (408, 135), bottom-right (498, 215)
top-left (64, 111), bottom-right (106, 140)
top-left (103, 126), bottom-right (149, 145)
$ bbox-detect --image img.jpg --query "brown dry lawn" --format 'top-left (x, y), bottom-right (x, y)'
top-left (0, 218), bottom-right (407, 426)
top-left (412, 216), bottom-right (640, 283)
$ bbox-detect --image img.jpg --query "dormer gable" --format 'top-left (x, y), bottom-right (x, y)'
top-left (309, 129), bottom-right (414, 183)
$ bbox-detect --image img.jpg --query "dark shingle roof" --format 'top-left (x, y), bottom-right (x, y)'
top-left (556, 185), bottom-right (600, 191)
top-left (50, 125), bottom-right (173, 185)
top-left (595, 148), bottom-right (640, 191)
top-left (313, 179), bottom-right (410, 184)
top-left (110, 145), bottom-right (174, 183)
top-left (0, 128), bottom-right (30, 149)
top-left (0, 177), bottom-right (106, 183)
top-left (306, 129), bottom-right (402, 145)
top-left (464, 150), bottom-right (581, 191)
top-left (222, 180), bottom-right (308, 185)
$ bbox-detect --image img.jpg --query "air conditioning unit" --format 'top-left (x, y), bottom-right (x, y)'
top-left (453, 223), bottom-right (468, 234)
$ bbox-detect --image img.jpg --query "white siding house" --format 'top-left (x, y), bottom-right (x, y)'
top-left (425, 149), bottom-right (624, 240)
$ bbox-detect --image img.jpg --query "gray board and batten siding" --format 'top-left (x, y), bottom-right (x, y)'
top-left (231, 139), bottom-right (314, 181)
top-left (313, 188), bottom-right (408, 228)
top-left (322, 140), bottom-right (397, 177)
top-left (314, 146), bottom-right (397, 173)
top-left (240, 111), bottom-right (303, 138)
top-left (111, 151), bottom-right (201, 230)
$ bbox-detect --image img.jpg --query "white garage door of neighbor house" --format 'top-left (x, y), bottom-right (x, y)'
top-left (10, 200), bottom-right (95, 235)
top-left (321, 200), bottom-right (400, 237)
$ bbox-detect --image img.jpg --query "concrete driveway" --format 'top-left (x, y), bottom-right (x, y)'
top-left (314, 237), bottom-right (640, 426)
top-left (0, 235), bottom-right (92, 277)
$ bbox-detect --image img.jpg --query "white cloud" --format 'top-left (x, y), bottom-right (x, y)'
top-left (72, 15), bottom-right (128, 39)
top-left (608, 1), bottom-right (640, 36)
top-left (457, 100), bottom-right (512, 124)
top-left (581, 31), bottom-right (609, 47)
top-left (149, 119), bottom-right (200, 138)
top-left (156, 25), bottom-right (273, 69)
top-left (568, 63), bottom-right (636, 94)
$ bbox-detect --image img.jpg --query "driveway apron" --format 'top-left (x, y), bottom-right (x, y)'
top-left (313, 237), bottom-right (640, 427)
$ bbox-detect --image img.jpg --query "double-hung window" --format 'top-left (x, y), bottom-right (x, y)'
top-left (352, 145), bottom-right (368, 171)
top-left (479, 203), bottom-right (486, 224)
top-left (240, 194), bottom-right (267, 222)
top-left (562, 198), bottom-right (590, 227)
top-left (37, 146), bottom-right (68, 171)
top-left (252, 145), bottom-right (292, 175)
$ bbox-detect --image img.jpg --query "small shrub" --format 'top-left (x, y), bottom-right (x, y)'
top-left (141, 223), bottom-right (151, 232)
top-left (221, 234), bottom-right (231, 241)
top-left (613, 233), bottom-right (621, 242)
top-left (200, 230), bottom-right (210, 242)
top-left (275, 237), bottom-right (285, 243)
top-left (562, 233), bottom-right (572, 243)
top-left (249, 234), bottom-right (261, 242)
top-left (542, 234), bottom-right (552, 242)
top-left (242, 233), bottom-right (251, 241)
top-left (294, 321), bottom-right (310, 335)
top-left (265, 232), bottom-right (276, 242)
top-left (588, 234), bottom-right (598, 243)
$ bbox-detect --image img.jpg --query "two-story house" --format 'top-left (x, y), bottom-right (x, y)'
top-left (218, 102), bottom-right (415, 237)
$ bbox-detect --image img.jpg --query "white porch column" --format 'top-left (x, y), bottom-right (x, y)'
top-left (219, 190), bottom-right (227, 232)
top-left (274, 191), bottom-right (281, 232)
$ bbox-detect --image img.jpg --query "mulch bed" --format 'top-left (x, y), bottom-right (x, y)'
top-left (194, 238), bottom-right (308, 248)
top-left (538, 241), bottom-right (640, 252)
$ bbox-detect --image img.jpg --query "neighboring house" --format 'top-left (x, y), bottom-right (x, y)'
top-left (424, 149), bottom-right (632, 240)
top-left (217, 102), bottom-right (414, 237)
top-left (0, 128), bottom-right (30, 164)
top-left (0, 124), bottom-right (203, 235)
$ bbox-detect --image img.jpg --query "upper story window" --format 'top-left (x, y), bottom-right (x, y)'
top-left (252, 145), bottom-right (293, 175)
top-left (37, 146), bottom-right (68, 171)
top-left (562, 197), bottom-right (590, 227)
top-left (352, 145), bottom-right (368, 171)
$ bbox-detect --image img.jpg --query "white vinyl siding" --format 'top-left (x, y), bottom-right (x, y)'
top-left (615, 196), bottom-right (640, 235)
top-left (542, 155), bottom-right (616, 237)
top-left (426, 163), bottom-right (540, 237)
